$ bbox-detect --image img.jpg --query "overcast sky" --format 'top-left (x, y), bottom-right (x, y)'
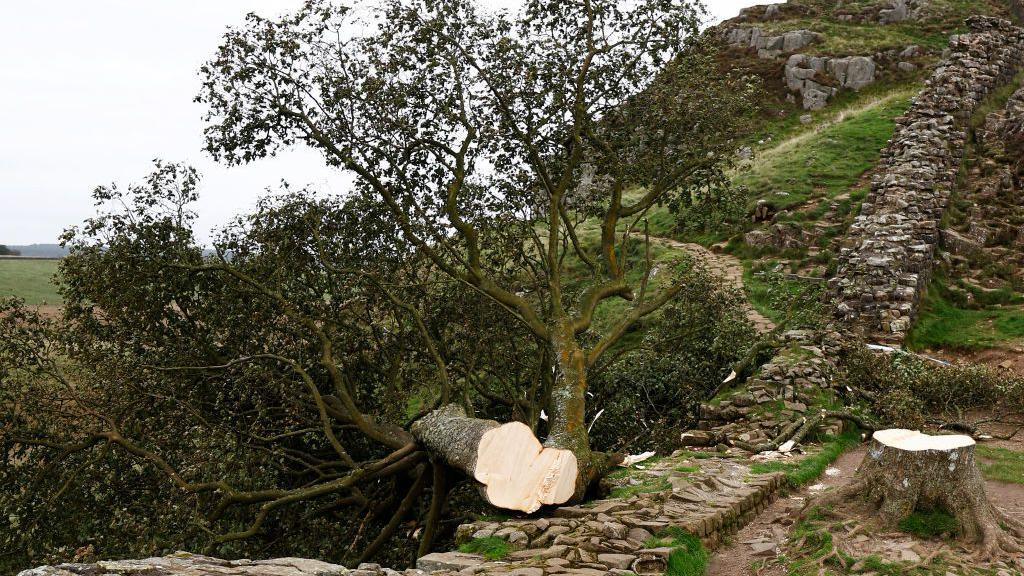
top-left (0, 0), bottom-right (772, 246)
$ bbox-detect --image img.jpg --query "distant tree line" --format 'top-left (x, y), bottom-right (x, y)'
top-left (0, 245), bottom-right (21, 256)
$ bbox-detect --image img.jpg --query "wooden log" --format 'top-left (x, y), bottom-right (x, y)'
top-left (411, 404), bottom-right (578, 513)
top-left (805, 429), bottom-right (1024, 559)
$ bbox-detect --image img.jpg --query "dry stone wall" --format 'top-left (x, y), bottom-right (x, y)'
top-left (829, 16), bottom-right (1024, 343)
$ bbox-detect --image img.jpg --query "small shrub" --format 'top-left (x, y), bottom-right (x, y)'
top-left (837, 341), bottom-right (1024, 426)
top-left (458, 536), bottom-right (510, 560)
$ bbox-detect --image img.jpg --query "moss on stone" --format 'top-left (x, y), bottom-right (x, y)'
top-left (458, 536), bottom-right (510, 560)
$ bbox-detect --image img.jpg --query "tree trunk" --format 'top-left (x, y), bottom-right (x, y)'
top-left (411, 404), bottom-right (578, 513)
top-left (806, 429), bottom-right (1024, 559)
top-left (545, 320), bottom-right (599, 499)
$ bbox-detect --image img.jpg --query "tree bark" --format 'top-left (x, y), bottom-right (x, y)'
top-left (805, 429), bottom-right (1024, 559)
top-left (411, 404), bottom-right (579, 513)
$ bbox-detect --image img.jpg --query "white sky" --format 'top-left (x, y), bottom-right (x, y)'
top-left (0, 0), bottom-right (772, 245)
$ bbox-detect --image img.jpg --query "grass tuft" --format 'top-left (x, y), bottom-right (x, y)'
top-left (748, 429), bottom-right (860, 487)
top-left (458, 536), bottom-right (510, 560)
top-left (898, 509), bottom-right (959, 539)
top-left (645, 527), bottom-right (708, 576)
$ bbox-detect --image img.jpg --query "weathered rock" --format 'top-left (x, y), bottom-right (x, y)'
top-left (17, 553), bottom-right (349, 576)
top-left (784, 53), bottom-right (875, 109)
top-left (416, 552), bottom-right (485, 572)
top-left (597, 553), bottom-right (636, 570)
top-left (725, 26), bottom-right (822, 59)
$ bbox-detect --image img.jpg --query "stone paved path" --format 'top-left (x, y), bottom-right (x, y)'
top-left (652, 236), bottom-right (776, 333)
top-left (415, 452), bottom-right (787, 575)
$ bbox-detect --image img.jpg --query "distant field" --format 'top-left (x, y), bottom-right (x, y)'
top-left (0, 259), bottom-right (62, 305)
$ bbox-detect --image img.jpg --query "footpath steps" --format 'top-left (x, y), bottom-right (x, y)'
top-left (414, 454), bottom-right (787, 575)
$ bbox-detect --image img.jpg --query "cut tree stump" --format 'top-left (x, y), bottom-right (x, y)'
top-left (411, 404), bottom-right (578, 513)
top-left (805, 429), bottom-right (1024, 558)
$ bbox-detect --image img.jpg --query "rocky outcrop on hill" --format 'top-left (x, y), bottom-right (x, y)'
top-left (1005, 88), bottom-right (1024, 181)
top-left (836, 0), bottom-right (927, 24)
top-left (724, 27), bottom-right (823, 59)
top-left (830, 16), bottom-right (1024, 342)
top-left (784, 54), bottom-right (877, 109)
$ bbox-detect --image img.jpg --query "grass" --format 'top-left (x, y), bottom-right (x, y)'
top-left (898, 509), bottom-right (959, 538)
top-left (749, 429), bottom-right (860, 487)
top-left (976, 445), bottom-right (1024, 484)
top-left (673, 450), bottom-right (718, 460)
top-left (644, 527), bottom-right (709, 576)
top-left (608, 477), bottom-right (671, 499)
top-left (673, 465), bottom-right (700, 474)
top-left (733, 94), bottom-right (911, 212)
top-left (458, 536), bottom-right (510, 560)
top-left (906, 281), bottom-right (1024, 351)
top-left (0, 259), bottom-right (62, 305)
top-left (743, 0), bottom-right (1010, 55)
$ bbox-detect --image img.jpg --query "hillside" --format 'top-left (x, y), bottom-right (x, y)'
top-left (7, 2), bottom-right (1024, 576)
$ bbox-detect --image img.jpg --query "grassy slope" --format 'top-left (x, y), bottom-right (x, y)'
top-left (742, 0), bottom-right (1010, 54)
top-left (735, 91), bottom-right (913, 212)
top-left (0, 259), bottom-right (62, 305)
top-left (906, 283), bottom-right (1024, 350)
top-left (728, 92), bottom-right (914, 321)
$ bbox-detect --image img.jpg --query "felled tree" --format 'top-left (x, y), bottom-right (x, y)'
top-left (2, 0), bottom-right (756, 566)
top-left (197, 0), bottom-right (755, 504)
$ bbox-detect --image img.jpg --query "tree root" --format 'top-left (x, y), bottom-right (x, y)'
top-left (800, 431), bottom-right (1023, 562)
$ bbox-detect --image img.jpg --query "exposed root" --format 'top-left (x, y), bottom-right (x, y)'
top-left (910, 544), bottom-right (945, 570)
top-left (801, 430), bottom-right (1024, 562)
top-left (799, 479), bottom-right (868, 519)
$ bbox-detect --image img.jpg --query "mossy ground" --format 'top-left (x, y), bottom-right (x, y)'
top-left (458, 536), bottom-right (510, 560)
top-left (898, 510), bottom-right (959, 539)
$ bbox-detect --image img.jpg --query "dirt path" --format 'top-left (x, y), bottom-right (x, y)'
top-left (707, 448), bottom-right (866, 576)
top-left (652, 236), bottom-right (776, 333)
top-left (707, 444), bottom-right (1024, 575)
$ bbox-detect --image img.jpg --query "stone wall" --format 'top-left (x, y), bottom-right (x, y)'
top-left (18, 464), bottom-right (788, 576)
top-left (829, 16), bottom-right (1024, 343)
